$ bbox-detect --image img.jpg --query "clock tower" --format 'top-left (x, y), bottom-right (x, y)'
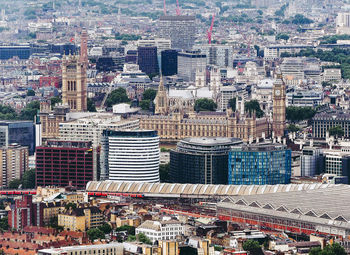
top-left (272, 73), bottom-right (286, 138)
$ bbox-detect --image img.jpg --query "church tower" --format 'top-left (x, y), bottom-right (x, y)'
top-left (195, 67), bottom-right (206, 88)
top-left (272, 72), bottom-right (286, 138)
top-left (155, 77), bottom-right (168, 115)
top-left (62, 29), bottom-right (88, 112)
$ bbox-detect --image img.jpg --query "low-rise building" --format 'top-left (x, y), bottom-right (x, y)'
top-left (136, 220), bottom-right (184, 243)
top-left (38, 243), bottom-right (124, 255)
top-left (58, 206), bottom-right (103, 231)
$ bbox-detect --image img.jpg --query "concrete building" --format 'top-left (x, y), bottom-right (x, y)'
top-left (38, 243), bottom-right (123, 255)
top-left (312, 110), bottom-right (350, 139)
top-left (177, 50), bottom-right (206, 82)
top-left (100, 130), bottom-right (160, 182)
top-left (264, 45), bottom-right (314, 60)
top-left (138, 38), bottom-right (171, 52)
top-left (170, 137), bottom-right (242, 184)
top-left (300, 147), bottom-right (324, 177)
top-left (158, 15), bottom-right (196, 50)
top-left (281, 58), bottom-right (304, 85)
top-left (336, 13), bottom-right (350, 34)
top-left (59, 114), bottom-right (140, 147)
top-left (219, 85), bottom-right (248, 111)
top-left (323, 68), bottom-right (342, 82)
top-left (287, 90), bottom-right (323, 107)
top-left (136, 220), bottom-right (184, 243)
top-left (0, 144), bottom-right (28, 188)
top-left (194, 45), bottom-right (233, 68)
top-left (229, 143), bottom-right (292, 185)
top-left (323, 149), bottom-right (350, 179)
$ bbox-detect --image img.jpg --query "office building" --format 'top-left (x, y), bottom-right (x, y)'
top-left (96, 54), bottom-right (125, 72)
top-left (323, 149), bottom-right (350, 179)
top-left (137, 46), bottom-right (159, 76)
top-left (324, 68), bottom-right (342, 82)
top-left (136, 220), bottom-right (184, 243)
top-left (287, 90), bottom-right (323, 107)
top-left (301, 147), bottom-right (324, 177)
top-left (281, 58), bottom-right (304, 85)
top-left (0, 121), bottom-right (35, 155)
top-left (0, 45), bottom-right (31, 60)
top-left (59, 114), bottom-right (140, 147)
top-left (312, 110), bottom-right (350, 139)
top-left (159, 15), bottom-right (196, 50)
top-left (36, 141), bottom-right (98, 188)
top-left (161, 49), bottom-right (178, 76)
top-left (38, 243), bottom-right (124, 255)
top-left (229, 143), bottom-right (292, 185)
top-left (138, 38), bottom-right (171, 52)
top-left (0, 144), bottom-right (28, 188)
top-left (194, 45), bottom-right (233, 68)
top-left (219, 85), bottom-right (247, 111)
top-left (100, 130), bottom-right (160, 182)
top-left (336, 13), bottom-right (350, 34)
top-left (177, 50), bottom-right (206, 82)
top-left (170, 137), bottom-right (242, 184)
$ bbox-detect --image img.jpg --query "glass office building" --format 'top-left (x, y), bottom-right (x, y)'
top-left (229, 144), bottom-right (291, 185)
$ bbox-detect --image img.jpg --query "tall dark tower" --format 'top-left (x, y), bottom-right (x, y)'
top-left (272, 73), bottom-right (286, 138)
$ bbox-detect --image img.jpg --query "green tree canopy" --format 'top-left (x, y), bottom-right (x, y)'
top-left (244, 100), bottom-right (264, 118)
top-left (309, 243), bottom-right (346, 255)
top-left (328, 126), bottom-right (344, 138)
top-left (50, 96), bottom-right (62, 109)
top-left (242, 240), bottom-right (264, 255)
top-left (19, 101), bottom-right (40, 120)
top-left (21, 169), bottom-right (35, 189)
top-left (116, 225), bottom-right (135, 235)
top-left (27, 90), bottom-right (35, 97)
top-left (228, 98), bottom-right (236, 111)
top-left (286, 106), bottom-right (316, 123)
top-left (87, 98), bottom-right (97, 112)
top-left (105, 88), bottom-right (130, 107)
top-left (159, 163), bottom-right (170, 183)
top-left (276, 33), bottom-right (290, 41)
top-left (98, 223), bottom-right (112, 234)
top-left (87, 228), bottom-right (105, 241)
top-left (8, 179), bottom-right (21, 189)
top-left (0, 217), bottom-right (8, 231)
top-left (194, 98), bottom-right (217, 112)
top-left (143, 89), bottom-right (157, 101)
top-left (137, 233), bottom-right (152, 245)
top-left (287, 124), bottom-right (301, 133)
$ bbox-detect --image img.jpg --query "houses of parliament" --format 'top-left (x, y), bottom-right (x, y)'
top-left (140, 75), bottom-right (286, 143)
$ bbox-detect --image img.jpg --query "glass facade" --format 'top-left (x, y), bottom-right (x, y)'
top-left (229, 145), bottom-right (292, 185)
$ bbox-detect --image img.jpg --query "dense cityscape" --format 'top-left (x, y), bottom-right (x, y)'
top-left (0, 0), bottom-right (349, 254)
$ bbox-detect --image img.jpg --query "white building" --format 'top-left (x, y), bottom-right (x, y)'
top-left (336, 13), bottom-right (350, 35)
top-left (281, 58), bottom-right (305, 85)
top-left (38, 243), bottom-right (123, 255)
top-left (324, 68), bottom-right (342, 82)
top-left (136, 220), bottom-right (184, 243)
top-left (138, 38), bottom-right (171, 52)
top-left (100, 130), bottom-right (160, 182)
top-left (287, 90), bottom-right (323, 107)
top-left (59, 114), bottom-right (140, 147)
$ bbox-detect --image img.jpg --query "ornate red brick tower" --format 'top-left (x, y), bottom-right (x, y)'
top-left (80, 28), bottom-right (88, 64)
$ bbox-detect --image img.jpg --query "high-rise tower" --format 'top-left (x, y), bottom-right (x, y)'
top-left (272, 73), bottom-right (286, 138)
top-left (61, 30), bottom-right (88, 112)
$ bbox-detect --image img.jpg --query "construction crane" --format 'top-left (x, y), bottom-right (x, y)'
top-left (176, 0), bottom-right (181, 15)
top-left (163, 0), bottom-right (167, 15)
top-left (207, 14), bottom-right (215, 44)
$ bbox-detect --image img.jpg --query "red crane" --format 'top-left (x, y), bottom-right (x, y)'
top-left (207, 14), bottom-right (215, 44)
top-left (163, 0), bottom-right (167, 15)
top-left (176, 0), bottom-right (181, 15)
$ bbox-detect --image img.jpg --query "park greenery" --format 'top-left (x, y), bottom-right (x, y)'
top-left (87, 228), bottom-right (105, 241)
top-left (115, 225), bottom-right (135, 235)
top-left (0, 101), bottom-right (40, 121)
top-left (286, 106), bottom-right (316, 123)
top-left (320, 34), bottom-right (350, 44)
top-left (8, 169), bottom-right (35, 189)
top-left (115, 32), bottom-right (141, 41)
top-left (194, 98), bottom-right (217, 112)
top-left (105, 88), bottom-right (130, 107)
top-left (242, 240), bottom-right (264, 255)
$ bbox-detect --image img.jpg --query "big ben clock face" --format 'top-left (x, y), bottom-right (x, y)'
top-left (275, 89), bottom-right (281, 96)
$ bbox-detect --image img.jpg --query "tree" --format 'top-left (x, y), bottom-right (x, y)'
top-left (143, 89), bottom-right (157, 101)
top-left (8, 179), bottom-right (21, 189)
top-left (19, 101), bottom-right (40, 120)
top-left (27, 90), bottom-right (35, 97)
top-left (242, 240), bottom-right (264, 255)
top-left (87, 98), bottom-right (97, 112)
top-left (309, 243), bottom-right (346, 255)
top-left (276, 33), bottom-right (289, 41)
top-left (127, 235), bottom-right (136, 241)
top-left (21, 169), bottom-right (35, 189)
top-left (105, 88), bottom-right (130, 107)
top-left (50, 96), bottom-right (62, 109)
top-left (328, 126), bottom-right (344, 138)
top-left (228, 98), bottom-right (236, 111)
top-left (0, 217), bottom-right (8, 231)
top-left (159, 163), bottom-right (170, 182)
top-left (244, 100), bottom-right (264, 118)
top-left (286, 106), bottom-right (316, 123)
top-left (87, 228), bottom-right (105, 241)
top-left (137, 233), bottom-right (152, 245)
top-left (98, 223), bottom-right (112, 234)
top-left (140, 100), bottom-right (152, 111)
top-left (65, 203), bottom-right (77, 210)
top-left (116, 225), bottom-right (135, 235)
top-left (194, 98), bottom-right (217, 112)
top-left (287, 124), bottom-right (300, 133)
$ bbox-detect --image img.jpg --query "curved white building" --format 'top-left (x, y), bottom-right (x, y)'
top-left (101, 130), bottom-right (160, 182)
